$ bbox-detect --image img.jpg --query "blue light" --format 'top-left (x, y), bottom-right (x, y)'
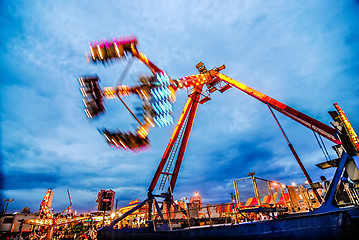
top-left (156, 116), bottom-right (164, 127)
top-left (150, 89), bottom-right (160, 101)
top-left (157, 88), bottom-right (164, 100)
top-left (164, 113), bottom-right (173, 125)
top-left (155, 87), bottom-right (169, 100)
top-left (154, 115), bottom-right (166, 127)
top-left (152, 101), bottom-right (165, 115)
top-left (164, 100), bottom-right (172, 112)
top-left (158, 88), bottom-right (165, 99)
top-left (154, 103), bottom-right (160, 114)
top-left (159, 102), bottom-right (166, 112)
top-left (150, 89), bottom-right (155, 100)
top-left (153, 117), bottom-right (161, 127)
top-left (159, 103), bottom-right (164, 113)
top-left (158, 100), bottom-right (171, 114)
top-left (149, 83), bottom-right (174, 127)
top-left (151, 103), bottom-right (159, 114)
top-left (156, 72), bottom-right (170, 86)
top-left (161, 87), bottom-right (170, 98)
top-left (150, 86), bottom-right (172, 103)
top-left (154, 113), bottom-right (173, 127)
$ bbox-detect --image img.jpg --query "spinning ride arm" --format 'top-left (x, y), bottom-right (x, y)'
top-left (80, 35), bottom-right (176, 151)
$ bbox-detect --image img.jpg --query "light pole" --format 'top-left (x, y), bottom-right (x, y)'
top-left (3, 199), bottom-right (14, 214)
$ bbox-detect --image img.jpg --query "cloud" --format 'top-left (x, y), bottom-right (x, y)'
top-left (1, 0), bottom-right (358, 213)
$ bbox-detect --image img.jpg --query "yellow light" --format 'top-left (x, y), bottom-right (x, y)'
top-left (145, 117), bottom-right (155, 127)
top-left (119, 140), bottom-right (127, 149)
top-left (139, 52), bottom-right (149, 65)
top-left (104, 87), bottom-right (116, 99)
top-left (78, 77), bottom-right (84, 86)
top-left (138, 127), bottom-right (148, 138)
top-left (111, 139), bottom-right (119, 147)
top-left (90, 46), bottom-right (95, 60)
top-left (334, 103), bottom-right (359, 152)
top-left (104, 134), bottom-right (111, 142)
top-left (169, 86), bottom-right (176, 101)
top-left (97, 45), bottom-right (103, 59)
top-left (114, 42), bottom-right (121, 57)
top-left (80, 88), bottom-right (87, 97)
top-left (85, 109), bottom-right (92, 118)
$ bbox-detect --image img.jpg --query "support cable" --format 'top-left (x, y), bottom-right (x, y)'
top-left (115, 57), bottom-right (134, 88)
top-left (115, 92), bottom-right (143, 126)
top-left (112, 57), bottom-right (142, 126)
top-left (266, 104), bottom-right (323, 204)
top-left (311, 127), bottom-right (330, 161)
top-left (319, 131), bottom-right (331, 160)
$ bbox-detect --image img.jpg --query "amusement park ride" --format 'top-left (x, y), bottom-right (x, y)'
top-left (22, 189), bottom-right (92, 239)
top-left (79, 35), bottom-right (359, 239)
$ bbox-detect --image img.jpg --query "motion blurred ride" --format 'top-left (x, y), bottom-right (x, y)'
top-left (78, 36), bottom-right (359, 240)
top-left (79, 35), bottom-right (175, 151)
top-left (79, 76), bottom-right (105, 118)
top-left (16, 189), bottom-right (94, 240)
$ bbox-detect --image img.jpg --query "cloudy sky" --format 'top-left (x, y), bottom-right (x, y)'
top-left (1, 0), bottom-right (358, 214)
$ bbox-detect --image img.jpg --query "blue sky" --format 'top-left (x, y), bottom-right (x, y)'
top-left (1, 0), bottom-right (359, 213)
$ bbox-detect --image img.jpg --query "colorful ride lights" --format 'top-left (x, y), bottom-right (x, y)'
top-left (148, 73), bottom-right (175, 128)
top-left (151, 85), bottom-right (171, 100)
top-left (153, 113), bottom-right (174, 128)
top-left (156, 71), bottom-right (171, 86)
top-left (87, 35), bottom-right (138, 63)
top-left (81, 36), bottom-right (177, 151)
top-left (149, 85), bottom-right (174, 128)
top-left (151, 100), bottom-right (173, 115)
top-left (101, 129), bottom-right (149, 151)
top-left (78, 76), bottom-right (105, 118)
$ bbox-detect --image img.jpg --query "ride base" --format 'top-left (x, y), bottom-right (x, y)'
top-left (97, 152), bottom-right (359, 240)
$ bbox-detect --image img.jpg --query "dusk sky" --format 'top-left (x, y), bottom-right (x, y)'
top-left (1, 0), bottom-right (358, 214)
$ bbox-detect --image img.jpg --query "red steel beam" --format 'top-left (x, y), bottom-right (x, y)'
top-left (132, 49), bottom-right (164, 74)
top-left (148, 97), bottom-right (195, 192)
top-left (169, 88), bottom-right (203, 192)
top-left (217, 73), bottom-right (341, 145)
